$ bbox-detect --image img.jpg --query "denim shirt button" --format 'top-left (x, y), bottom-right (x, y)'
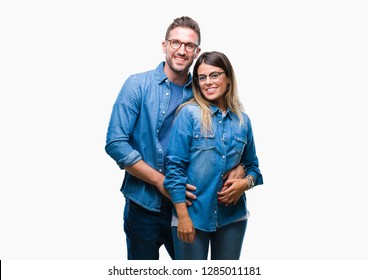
top-left (166, 92), bottom-right (169, 96)
top-left (159, 169), bottom-right (162, 173)
top-left (162, 111), bottom-right (166, 114)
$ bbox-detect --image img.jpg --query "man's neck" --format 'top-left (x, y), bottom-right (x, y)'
top-left (164, 66), bottom-right (189, 86)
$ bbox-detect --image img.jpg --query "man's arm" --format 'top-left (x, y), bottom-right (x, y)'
top-left (125, 160), bottom-right (197, 205)
top-left (224, 164), bottom-right (246, 180)
top-left (124, 160), bottom-right (168, 199)
top-left (218, 164), bottom-right (246, 194)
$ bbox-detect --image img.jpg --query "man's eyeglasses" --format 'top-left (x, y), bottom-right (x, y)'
top-left (166, 39), bottom-right (198, 52)
top-left (197, 72), bottom-right (225, 84)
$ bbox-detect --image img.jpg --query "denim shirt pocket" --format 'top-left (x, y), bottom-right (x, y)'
top-left (192, 132), bottom-right (216, 150)
top-left (234, 134), bottom-right (247, 155)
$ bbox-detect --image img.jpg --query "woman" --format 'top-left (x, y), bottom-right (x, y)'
top-left (164, 51), bottom-right (263, 260)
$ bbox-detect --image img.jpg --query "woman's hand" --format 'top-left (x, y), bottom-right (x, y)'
top-left (177, 215), bottom-right (196, 243)
top-left (175, 203), bottom-right (196, 243)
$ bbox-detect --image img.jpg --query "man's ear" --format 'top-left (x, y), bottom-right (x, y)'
top-left (162, 41), bottom-right (167, 54)
top-left (194, 47), bottom-right (201, 59)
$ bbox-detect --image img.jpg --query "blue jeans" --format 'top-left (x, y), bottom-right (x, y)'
top-left (172, 220), bottom-right (247, 260)
top-left (123, 198), bottom-right (175, 260)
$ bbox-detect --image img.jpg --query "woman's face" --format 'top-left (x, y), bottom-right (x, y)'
top-left (197, 62), bottom-right (229, 111)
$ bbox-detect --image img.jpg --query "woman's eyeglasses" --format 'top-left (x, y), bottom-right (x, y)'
top-left (197, 72), bottom-right (225, 84)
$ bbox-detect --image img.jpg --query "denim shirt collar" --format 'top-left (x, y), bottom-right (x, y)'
top-left (155, 62), bottom-right (193, 87)
top-left (210, 104), bottom-right (233, 120)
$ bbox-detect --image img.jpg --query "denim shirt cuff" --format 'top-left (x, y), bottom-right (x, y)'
top-left (118, 150), bottom-right (142, 169)
top-left (170, 191), bottom-right (186, 204)
top-left (247, 171), bottom-right (263, 186)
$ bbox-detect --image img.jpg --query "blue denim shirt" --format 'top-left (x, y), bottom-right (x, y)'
top-left (105, 62), bottom-right (194, 212)
top-left (164, 103), bottom-right (263, 231)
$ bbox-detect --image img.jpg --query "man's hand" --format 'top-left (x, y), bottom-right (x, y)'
top-left (223, 164), bottom-right (245, 181)
top-left (218, 178), bottom-right (247, 206)
top-left (185, 184), bottom-right (197, 206)
top-left (218, 164), bottom-right (246, 206)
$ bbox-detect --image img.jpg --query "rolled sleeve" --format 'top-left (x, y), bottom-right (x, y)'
top-left (105, 75), bottom-right (142, 169)
top-left (118, 150), bottom-right (142, 169)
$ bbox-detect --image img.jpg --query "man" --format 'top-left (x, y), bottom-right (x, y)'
top-left (105, 16), bottom-right (244, 260)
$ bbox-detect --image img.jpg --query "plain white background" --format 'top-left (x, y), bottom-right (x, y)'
top-left (1, 0), bottom-right (367, 260)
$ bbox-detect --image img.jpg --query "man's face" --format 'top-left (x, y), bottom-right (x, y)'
top-left (162, 27), bottom-right (200, 75)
